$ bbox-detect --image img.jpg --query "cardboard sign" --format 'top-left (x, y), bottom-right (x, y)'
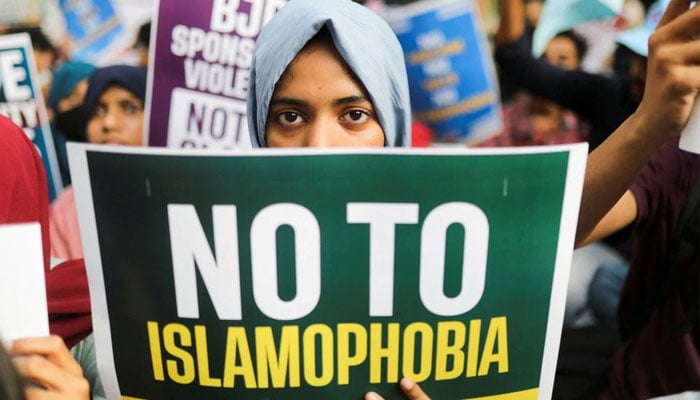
top-left (383, 0), bottom-right (503, 144)
top-left (0, 222), bottom-right (49, 342)
top-left (145, 0), bottom-right (288, 149)
top-left (0, 33), bottom-right (62, 200)
top-left (70, 143), bottom-right (586, 399)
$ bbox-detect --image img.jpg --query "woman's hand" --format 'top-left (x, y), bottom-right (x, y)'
top-left (577, 0), bottom-right (700, 244)
top-left (365, 377), bottom-right (431, 400)
top-left (635, 0), bottom-right (700, 140)
top-left (8, 335), bottom-right (90, 400)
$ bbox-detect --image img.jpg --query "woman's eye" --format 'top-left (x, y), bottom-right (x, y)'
top-left (343, 110), bottom-right (370, 124)
top-left (124, 102), bottom-right (143, 114)
top-left (277, 111), bottom-right (304, 126)
top-left (92, 105), bottom-right (107, 118)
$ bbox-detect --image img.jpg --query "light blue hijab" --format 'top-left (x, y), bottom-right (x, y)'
top-left (247, 0), bottom-right (411, 148)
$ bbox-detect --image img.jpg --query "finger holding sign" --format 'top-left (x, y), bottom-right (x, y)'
top-left (656, 0), bottom-right (693, 27)
top-left (365, 377), bottom-right (432, 400)
top-left (9, 335), bottom-right (89, 400)
top-left (397, 377), bottom-right (432, 400)
top-left (634, 0), bottom-right (700, 138)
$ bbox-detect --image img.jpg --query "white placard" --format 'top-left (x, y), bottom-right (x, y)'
top-left (0, 222), bottom-right (49, 342)
top-left (679, 98), bottom-right (700, 154)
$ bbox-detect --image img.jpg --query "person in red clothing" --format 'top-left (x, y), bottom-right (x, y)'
top-left (0, 114), bottom-right (90, 399)
top-left (0, 114), bottom-right (91, 348)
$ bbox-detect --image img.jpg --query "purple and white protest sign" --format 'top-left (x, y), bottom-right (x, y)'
top-left (145, 0), bottom-right (287, 149)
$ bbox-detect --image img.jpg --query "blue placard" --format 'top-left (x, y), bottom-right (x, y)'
top-left (58, 0), bottom-right (125, 63)
top-left (384, 0), bottom-right (502, 143)
top-left (0, 34), bottom-right (62, 200)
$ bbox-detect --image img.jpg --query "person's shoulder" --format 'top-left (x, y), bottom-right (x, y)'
top-left (70, 333), bottom-right (94, 357)
top-left (654, 139), bottom-right (700, 171)
top-left (0, 115), bottom-right (35, 162)
top-left (0, 114), bottom-right (24, 133)
top-left (631, 140), bottom-right (700, 214)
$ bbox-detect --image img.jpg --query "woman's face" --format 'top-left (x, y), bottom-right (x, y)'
top-left (86, 85), bottom-right (144, 146)
top-left (544, 36), bottom-right (580, 70)
top-left (265, 41), bottom-right (385, 148)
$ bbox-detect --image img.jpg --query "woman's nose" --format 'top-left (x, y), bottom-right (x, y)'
top-left (305, 118), bottom-right (339, 148)
top-left (101, 110), bottom-right (120, 133)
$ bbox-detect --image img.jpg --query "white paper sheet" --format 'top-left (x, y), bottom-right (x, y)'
top-left (0, 222), bottom-right (49, 342)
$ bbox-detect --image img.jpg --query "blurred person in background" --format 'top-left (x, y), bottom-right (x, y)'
top-left (132, 21), bottom-right (151, 67)
top-left (479, 29), bottom-right (590, 147)
top-left (49, 65), bottom-right (147, 261)
top-left (46, 61), bottom-right (96, 187)
top-left (494, 0), bottom-right (664, 150)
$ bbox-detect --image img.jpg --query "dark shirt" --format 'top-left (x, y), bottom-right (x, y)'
top-left (604, 141), bottom-right (700, 399)
top-left (495, 34), bottom-right (638, 149)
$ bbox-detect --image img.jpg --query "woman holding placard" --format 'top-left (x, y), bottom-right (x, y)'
top-left (247, 0), bottom-right (700, 398)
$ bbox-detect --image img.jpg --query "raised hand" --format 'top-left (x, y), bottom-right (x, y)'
top-left (636, 0), bottom-right (700, 140)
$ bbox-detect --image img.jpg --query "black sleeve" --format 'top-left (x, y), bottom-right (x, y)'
top-left (494, 34), bottom-right (615, 120)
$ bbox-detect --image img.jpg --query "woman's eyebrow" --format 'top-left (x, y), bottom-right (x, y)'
top-left (334, 95), bottom-right (371, 106)
top-left (118, 98), bottom-right (144, 105)
top-left (269, 95), bottom-right (371, 108)
top-left (269, 97), bottom-right (308, 107)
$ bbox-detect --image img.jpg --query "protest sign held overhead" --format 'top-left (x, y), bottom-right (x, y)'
top-left (0, 33), bottom-right (62, 199)
top-left (70, 143), bottom-right (586, 399)
top-left (145, 0), bottom-right (287, 149)
top-left (57, 0), bottom-right (128, 64)
top-left (383, 0), bottom-right (503, 145)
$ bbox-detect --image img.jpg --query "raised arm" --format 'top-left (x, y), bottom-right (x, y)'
top-left (493, 0), bottom-right (608, 122)
top-left (494, 0), bottom-right (526, 46)
top-left (576, 0), bottom-right (700, 245)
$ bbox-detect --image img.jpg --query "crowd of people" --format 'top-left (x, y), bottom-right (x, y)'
top-left (2, 0), bottom-right (700, 398)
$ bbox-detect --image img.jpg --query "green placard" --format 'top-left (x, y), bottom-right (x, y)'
top-left (69, 144), bottom-right (586, 400)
